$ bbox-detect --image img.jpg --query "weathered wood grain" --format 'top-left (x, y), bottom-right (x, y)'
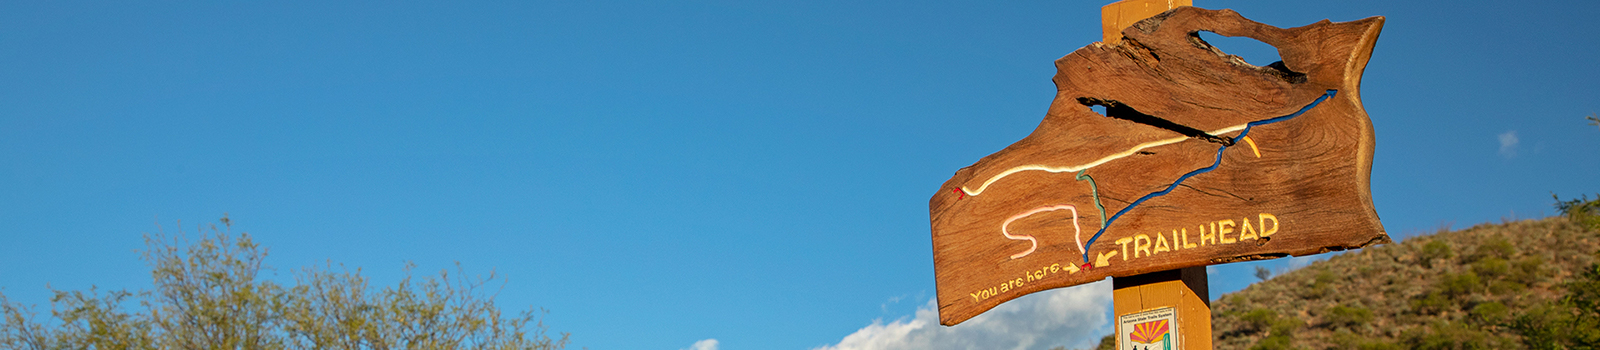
top-left (931, 7), bottom-right (1387, 326)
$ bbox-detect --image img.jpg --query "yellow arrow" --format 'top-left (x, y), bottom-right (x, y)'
top-left (1064, 262), bottom-right (1082, 274)
top-left (1095, 250), bottom-right (1119, 267)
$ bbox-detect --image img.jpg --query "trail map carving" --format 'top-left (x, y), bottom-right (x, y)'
top-left (930, 7), bottom-right (1388, 325)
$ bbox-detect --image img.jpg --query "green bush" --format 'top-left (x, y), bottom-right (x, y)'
top-left (1410, 291), bottom-right (1451, 315)
top-left (1238, 307), bottom-right (1303, 349)
top-left (1487, 280), bottom-right (1525, 295)
top-left (1469, 301), bottom-right (1509, 325)
top-left (1471, 258), bottom-right (1509, 279)
top-left (1511, 253), bottom-right (1600, 349)
top-left (1356, 342), bottom-right (1403, 350)
top-left (1403, 322), bottom-right (1500, 350)
top-left (1438, 272), bottom-right (1481, 298)
top-left (1467, 237), bottom-right (1515, 263)
top-left (1324, 305), bottom-right (1373, 329)
top-left (1250, 334), bottom-right (1295, 350)
top-left (1242, 308), bottom-right (1280, 332)
top-left (1419, 240), bottom-right (1453, 268)
top-left (1298, 270), bottom-right (1338, 300)
top-left (1513, 304), bottom-right (1574, 350)
top-left (1332, 330), bottom-right (1403, 350)
top-left (1510, 256), bottom-right (1546, 285)
top-left (1565, 261), bottom-right (1600, 348)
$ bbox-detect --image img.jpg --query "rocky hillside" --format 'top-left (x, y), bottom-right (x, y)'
top-left (1209, 196), bottom-right (1600, 349)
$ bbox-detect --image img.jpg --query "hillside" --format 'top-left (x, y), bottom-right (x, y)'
top-left (1208, 197), bottom-right (1600, 349)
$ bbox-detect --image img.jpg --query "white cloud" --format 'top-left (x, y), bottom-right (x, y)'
top-left (881, 294), bottom-right (908, 313)
top-left (1498, 130), bottom-right (1519, 158)
top-left (682, 338), bottom-right (718, 350)
top-left (813, 281), bottom-right (1113, 350)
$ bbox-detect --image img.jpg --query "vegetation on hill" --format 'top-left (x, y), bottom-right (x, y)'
top-left (0, 217), bottom-right (569, 350)
top-left (1210, 195), bottom-right (1600, 350)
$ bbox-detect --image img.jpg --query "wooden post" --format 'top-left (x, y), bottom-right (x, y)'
top-left (1114, 267), bottom-right (1210, 349)
top-left (1103, 1), bottom-right (1208, 349)
top-left (1101, 0), bottom-right (1192, 44)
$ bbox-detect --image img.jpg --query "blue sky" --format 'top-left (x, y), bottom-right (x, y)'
top-left (2, 1), bottom-right (1597, 349)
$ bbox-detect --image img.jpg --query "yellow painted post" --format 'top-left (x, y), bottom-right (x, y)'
top-left (1101, 3), bottom-right (1208, 348)
top-left (1101, 0), bottom-right (1193, 44)
top-left (1113, 267), bottom-right (1211, 349)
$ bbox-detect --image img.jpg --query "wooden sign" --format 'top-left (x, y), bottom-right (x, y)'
top-left (931, 7), bottom-right (1388, 325)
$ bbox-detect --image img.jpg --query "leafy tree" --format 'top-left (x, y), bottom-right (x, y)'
top-left (1514, 252), bottom-right (1600, 349)
top-left (0, 217), bottom-right (568, 350)
top-left (1094, 334), bottom-right (1116, 350)
top-left (1555, 193), bottom-right (1600, 230)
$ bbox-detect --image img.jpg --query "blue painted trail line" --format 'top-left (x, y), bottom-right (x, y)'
top-left (1079, 89), bottom-right (1338, 263)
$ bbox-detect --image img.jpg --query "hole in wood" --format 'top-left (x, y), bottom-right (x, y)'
top-left (1189, 31), bottom-right (1307, 83)
top-left (1088, 104), bottom-right (1108, 117)
top-left (1076, 97), bottom-right (1235, 146)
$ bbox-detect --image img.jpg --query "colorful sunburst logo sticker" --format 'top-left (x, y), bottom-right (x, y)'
top-left (1118, 307), bottom-right (1177, 350)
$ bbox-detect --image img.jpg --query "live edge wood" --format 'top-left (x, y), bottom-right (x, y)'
top-left (931, 7), bottom-right (1388, 326)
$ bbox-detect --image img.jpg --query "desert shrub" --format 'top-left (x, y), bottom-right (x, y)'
top-left (1564, 258), bottom-right (1600, 348)
top-left (1402, 321), bottom-right (1500, 350)
top-left (1249, 334), bottom-right (1295, 350)
top-left (1331, 329), bottom-right (1403, 350)
top-left (1512, 252), bottom-right (1600, 349)
top-left (1315, 270), bottom-right (1338, 284)
top-left (1242, 308), bottom-right (1279, 332)
top-left (1324, 305), bottom-right (1374, 329)
top-left (1514, 304), bottom-right (1577, 350)
top-left (1419, 240), bottom-right (1453, 268)
top-left (1410, 291), bottom-right (1451, 315)
top-left (1510, 256), bottom-right (1547, 285)
top-left (1467, 237), bottom-right (1515, 263)
top-left (1243, 308), bottom-right (1302, 350)
top-left (1438, 272), bottom-right (1481, 298)
top-left (1469, 301), bottom-right (1509, 325)
top-left (1488, 280), bottom-right (1526, 295)
top-left (1298, 270), bottom-right (1338, 300)
top-left (1471, 258), bottom-right (1509, 279)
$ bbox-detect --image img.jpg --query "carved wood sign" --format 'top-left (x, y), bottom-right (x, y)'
top-left (930, 7), bottom-right (1389, 326)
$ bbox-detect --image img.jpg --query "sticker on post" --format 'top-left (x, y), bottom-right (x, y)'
top-left (1118, 306), bottom-right (1177, 350)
